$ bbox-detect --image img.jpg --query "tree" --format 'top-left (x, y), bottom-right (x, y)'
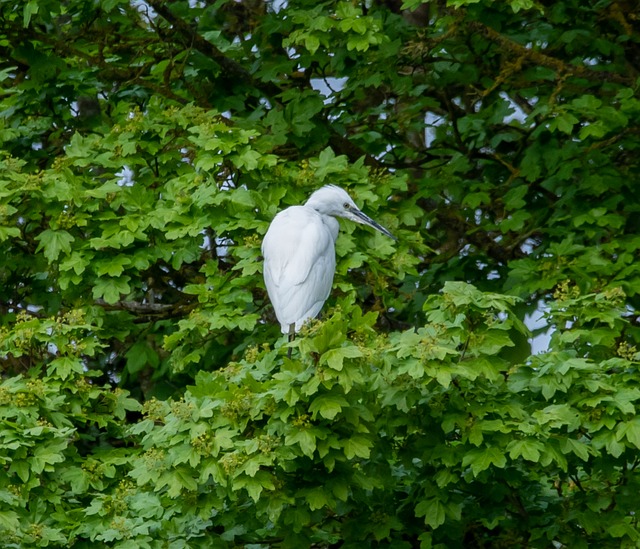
top-left (1, 0), bottom-right (640, 546)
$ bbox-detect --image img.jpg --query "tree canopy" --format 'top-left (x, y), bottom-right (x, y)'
top-left (1, 0), bottom-right (640, 546)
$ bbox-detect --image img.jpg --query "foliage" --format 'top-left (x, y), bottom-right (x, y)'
top-left (1, 0), bottom-right (640, 546)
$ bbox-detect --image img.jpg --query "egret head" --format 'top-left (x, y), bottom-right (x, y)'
top-left (306, 185), bottom-right (396, 240)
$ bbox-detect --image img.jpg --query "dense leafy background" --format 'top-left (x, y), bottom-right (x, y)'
top-left (1, 0), bottom-right (640, 546)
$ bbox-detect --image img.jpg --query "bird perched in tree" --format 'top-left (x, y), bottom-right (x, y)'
top-left (262, 185), bottom-right (395, 352)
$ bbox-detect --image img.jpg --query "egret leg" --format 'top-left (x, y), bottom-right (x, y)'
top-left (287, 323), bottom-right (295, 359)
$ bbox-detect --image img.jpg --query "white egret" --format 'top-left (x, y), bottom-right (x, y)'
top-left (262, 185), bottom-right (395, 352)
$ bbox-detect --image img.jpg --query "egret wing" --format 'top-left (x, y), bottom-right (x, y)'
top-left (263, 207), bottom-right (336, 332)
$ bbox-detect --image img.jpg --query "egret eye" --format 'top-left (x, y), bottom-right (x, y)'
top-left (343, 202), bottom-right (350, 209)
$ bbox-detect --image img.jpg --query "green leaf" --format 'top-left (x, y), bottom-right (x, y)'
top-left (112, 388), bottom-right (142, 418)
top-left (343, 435), bottom-right (371, 459)
top-left (231, 147), bottom-right (262, 170)
top-left (304, 487), bottom-right (328, 511)
top-left (0, 226), bottom-right (20, 241)
top-left (416, 497), bottom-right (446, 529)
top-left (560, 438), bottom-right (590, 461)
top-left (35, 229), bottom-right (75, 262)
top-left (59, 252), bottom-right (89, 275)
top-left (320, 345), bottom-right (363, 371)
top-left (125, 341), bottom-right (160, 374)
top-left (616, 418), bottom-right (640, 450)
top-left (92, 276), bottom-right (131, 304)
top-left (129, 493), bottom-right (164, 519)
top-left (506, 439), bottom-right (543, 462)
top-left (47, 356), bottom-right (84, 380)
top-left (315, 147), bottom-right (349, 181)
top-left (462, 191), bottom-right (491, 208)
top-left (462, 447), bottom-right (507, 476)
top-left (305, 34), bottom-right (320, 54)
top-left (533, 403), bottom-right (580, 429)
top-left (0, 511), bottom-right (20, 531)
top-left (309, 394), bottom-right (349, 420)
top-left (31, 442), bottom-right (67, 474)
top-left (285, 429), bottom-right (316, 457)
top-left (23, 0), bottom-right (38, 27)
top-left (400, 0), bottom-right (423, 8)
top-left (95, 256), bottom-right (132, 277)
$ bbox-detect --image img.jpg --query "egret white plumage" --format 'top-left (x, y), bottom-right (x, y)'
top-left (262, 185), bottom-right (395, 350)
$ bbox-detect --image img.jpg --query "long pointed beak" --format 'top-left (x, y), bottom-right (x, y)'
top-left (353, 209), bottom-right (397, 241)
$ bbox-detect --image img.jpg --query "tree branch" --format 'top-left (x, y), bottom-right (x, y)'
top-left (94, 299), bottom-right (195, 320)
top-left (471, 21), bottom-right (634, 86)
top-left (145, 0), bottom-right (280, 98)
top-left (144, 0), bottom-right (381, 166)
